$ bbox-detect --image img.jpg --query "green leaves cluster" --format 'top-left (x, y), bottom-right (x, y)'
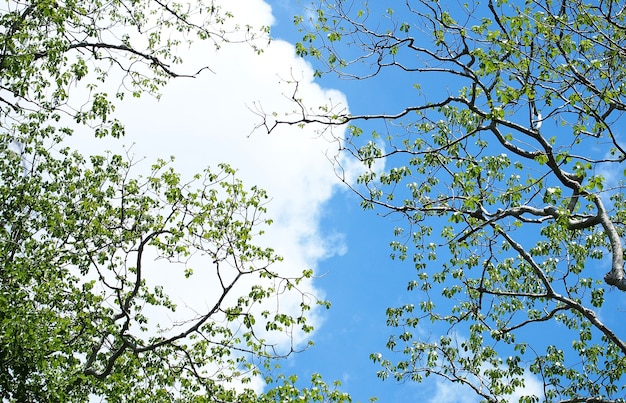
top-left (0, 133), bottom-right (323, 400)
top-left (0, 0), bottom-right (260, 143)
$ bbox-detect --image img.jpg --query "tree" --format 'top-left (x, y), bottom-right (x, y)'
top-left (0, 1), bottom-right (345, 401)
top-left (264, 0), bottom-right (626, 401)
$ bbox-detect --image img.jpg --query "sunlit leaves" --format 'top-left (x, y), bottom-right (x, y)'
top-left (261, 372), bottom-right (356, 403)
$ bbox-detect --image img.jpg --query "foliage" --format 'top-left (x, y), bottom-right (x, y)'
top-left (261, 372), bottom-right (356, 403)
top-left (269, 0), bottom-right (626, 402)
top-left (0, 0), bottom-right (270, 137)
top-left (0, 1), bottom-right (345, 402)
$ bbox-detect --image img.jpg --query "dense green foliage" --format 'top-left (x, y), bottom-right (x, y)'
top-left (269, 0), bottom-right (626, 401)
top-left (0, 1), bottom-right (349, 401)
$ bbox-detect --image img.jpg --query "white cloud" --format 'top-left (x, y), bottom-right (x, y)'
top-left (428, 379), bottom-right (480, 403)
top-left (416, 333), bottom-right (545, 403)
top-left (509, 371), bottom-right (544, 403)
top-left (426, 366), bottom-right (544, 403)
top-left (62, 0), bottom-right (352, 394)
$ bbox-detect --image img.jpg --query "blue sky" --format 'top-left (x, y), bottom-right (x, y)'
top-left (64, 0), bottom-right (625, 401)
top-left (262, 2), bottom-right (474, 401)
top-left (259, 2), bottom-right (626, 402)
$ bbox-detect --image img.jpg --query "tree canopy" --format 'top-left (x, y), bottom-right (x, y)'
top-left (0, 1), bottom-right (349, 401)
top-left (264, 0), bottom-right (626, 401)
